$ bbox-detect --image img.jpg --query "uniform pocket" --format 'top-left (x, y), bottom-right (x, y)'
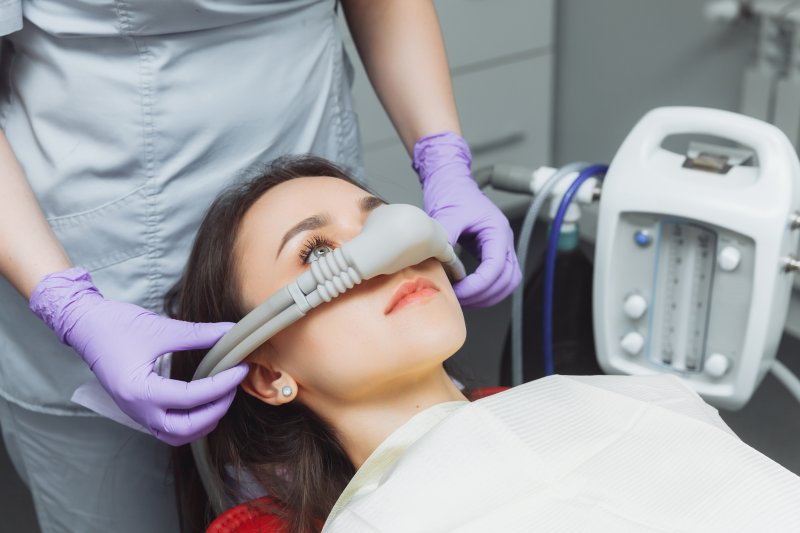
top-left (48, 185), bottom-right (149, 272)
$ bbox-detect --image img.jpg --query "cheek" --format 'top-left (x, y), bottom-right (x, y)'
top-left (267, 263), bottom-right (467, 397)
top-left (269, 293), bottom-right (385, 388)
top-left (388, 294), bottom-right (467, 357)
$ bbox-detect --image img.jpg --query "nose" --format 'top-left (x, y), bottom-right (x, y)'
top-left (398, 259), bottom-right (439, 279)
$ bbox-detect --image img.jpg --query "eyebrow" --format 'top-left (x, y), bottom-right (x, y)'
top-left (275, 195), bottom-right (385, 258)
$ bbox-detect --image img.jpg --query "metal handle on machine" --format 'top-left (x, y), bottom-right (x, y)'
top-left (632, 106), bottom-right (797, 187)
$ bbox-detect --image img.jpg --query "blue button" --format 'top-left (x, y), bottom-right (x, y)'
top-left (634, 230), bottom-right (652, 247)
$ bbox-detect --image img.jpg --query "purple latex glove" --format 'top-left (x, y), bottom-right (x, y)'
top-left (29, 267), bottom-right (248, 446)
top-left (413, 131), bottom-right (522, 307)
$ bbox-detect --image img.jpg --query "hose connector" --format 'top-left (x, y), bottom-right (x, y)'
top-left (790, 211), bottom-right (800, 230)
top-left (783, 255), bottom-right (800, 273)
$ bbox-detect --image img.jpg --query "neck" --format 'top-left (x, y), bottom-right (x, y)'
top-left (312, 367), bottom-right (467, 469)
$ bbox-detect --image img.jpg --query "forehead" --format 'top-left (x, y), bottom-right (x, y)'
top-left (250, 175), bottom-right (365, 218)
top-left (234, 175), bottom-right (369, 307)
top-left (237, 175), bottom-right (367, 252)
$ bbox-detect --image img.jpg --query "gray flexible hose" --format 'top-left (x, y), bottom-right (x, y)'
top-left (205, 306), bottom-right (306, 378)
top-left (511, 162), bottom-right (589, 386)
top-left (194, 287), bottom-right (295, 379)
top-left (193, 204), bottom-right (465, 382)
top-left (193, 304), bottom-right (309, 514)
top-left (191, 436), bottom-right (228, 514)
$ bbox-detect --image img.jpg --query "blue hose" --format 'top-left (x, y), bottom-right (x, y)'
top-left (543, 164), bottom-right (608, 376)
top-left (511, 162), bottom-right (588, 386)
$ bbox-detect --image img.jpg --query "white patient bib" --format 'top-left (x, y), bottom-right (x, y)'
top-left (324, 374), bottom-right (800, 532)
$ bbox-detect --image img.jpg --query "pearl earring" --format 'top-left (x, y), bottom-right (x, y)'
top-left (281, 385), bottom-right (293, 397)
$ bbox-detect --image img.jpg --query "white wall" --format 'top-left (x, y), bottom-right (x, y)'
top-left (554, 0), bottom-right (758, 165)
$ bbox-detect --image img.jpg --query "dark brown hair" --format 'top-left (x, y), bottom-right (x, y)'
top-left (166, 155), bottom-right (366, 533)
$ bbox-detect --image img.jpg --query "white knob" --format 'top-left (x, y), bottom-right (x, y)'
top-left (718, 246), bottom-right (741, 272)
top-left (623, 294), bottom-right (648, 320)
top-left (620, 332), bottom-right (645, 356)
top-left (705, 353), bottom-right (730, 378)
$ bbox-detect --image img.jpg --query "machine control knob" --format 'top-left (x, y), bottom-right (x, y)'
top-left (704, 352), bottom-right (731, 378)
top-left (634, 229), bottom-right (652, 247)
top-left (718, 246), bottom-right (741, 272)
top-left (623, 293), bottom-right (648, 320)
top-left (620, 332), bottom-right (645, 356)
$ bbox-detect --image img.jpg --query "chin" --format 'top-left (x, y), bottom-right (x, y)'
top-left (396, 311), bottom-right (466, 361)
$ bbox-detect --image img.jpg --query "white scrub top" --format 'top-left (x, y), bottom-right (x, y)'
top-left (0, 0), bottom-right (363, 415)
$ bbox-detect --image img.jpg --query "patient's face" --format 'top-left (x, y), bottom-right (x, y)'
top-left (235, 176), bottom-right (466, 404)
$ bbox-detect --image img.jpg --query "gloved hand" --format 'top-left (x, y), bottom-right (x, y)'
top-left (29, 267), bottom-right (248, 446)
top-left (413, 131), bottom-right (522, 307)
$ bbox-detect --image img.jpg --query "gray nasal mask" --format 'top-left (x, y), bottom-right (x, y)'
top-left (193, 203), bottom-right (465, 380)
top-left (191, 203), bottom-right (466, 513)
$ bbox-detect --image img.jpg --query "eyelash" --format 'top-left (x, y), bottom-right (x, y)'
top-left (299, 234), bottom-right (335, 265)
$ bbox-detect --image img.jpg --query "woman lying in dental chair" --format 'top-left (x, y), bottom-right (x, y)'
top-left (167, 155), bottom-right (800, 533)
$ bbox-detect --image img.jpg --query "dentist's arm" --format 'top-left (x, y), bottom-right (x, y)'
top-left (0, 129), bottom-right (247, 445)
top-left (341, 0), bottom-right (522, 307)
top-left (0, 129), bottom-right (71, 298)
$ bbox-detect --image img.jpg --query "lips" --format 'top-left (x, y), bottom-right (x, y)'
top-left (384, 277), bottom-right (440, 315)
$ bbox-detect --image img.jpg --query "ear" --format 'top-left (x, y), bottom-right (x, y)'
top-left (241, 345), bottom-right (298, 406)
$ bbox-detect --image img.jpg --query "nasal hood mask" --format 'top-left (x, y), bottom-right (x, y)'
top-left (191, 203), bottom-right (466, 513)
top-left (193, 203), bottom-right (465, 380)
